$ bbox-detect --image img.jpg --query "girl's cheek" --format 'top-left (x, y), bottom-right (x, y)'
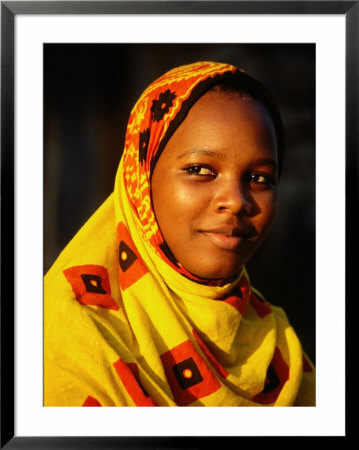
top-left (176, 182), bottom-right (206, 203)
top-left (257, 190), bottom-right (278, 206)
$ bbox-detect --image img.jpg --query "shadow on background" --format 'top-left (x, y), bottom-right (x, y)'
top-left (44, 43), bottom-right (315, 363)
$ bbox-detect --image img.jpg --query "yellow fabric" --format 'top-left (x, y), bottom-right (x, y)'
top-left (44, 62), bottom-right (315, 407)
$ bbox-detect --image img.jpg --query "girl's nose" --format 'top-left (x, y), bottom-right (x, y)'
top-left (213, 179), bottom-right (252, 215)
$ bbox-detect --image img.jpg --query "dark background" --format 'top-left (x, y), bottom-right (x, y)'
top-left (44, 43), bottom-right (315, 363)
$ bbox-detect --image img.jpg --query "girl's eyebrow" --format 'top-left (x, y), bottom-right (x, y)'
top-left (253, 158), bottom-right (278, 169)
top-left (176, 152), bottom-right (277, 169)
top-left (176, 149), bottom-right (222, 160)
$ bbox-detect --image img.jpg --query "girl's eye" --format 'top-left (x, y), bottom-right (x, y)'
top-left (183, 165), bottom-right (216, 177)
top-left (249, 173), bottom-right (275, 185)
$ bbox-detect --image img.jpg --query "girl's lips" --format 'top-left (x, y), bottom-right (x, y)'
top-left (201, 231), bottom-right (244, 251)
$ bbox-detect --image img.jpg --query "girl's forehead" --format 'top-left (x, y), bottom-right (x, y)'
top-left (169, 91), bottom-right (276, 141)
top-left (155, 91), bottom-right (278, 165)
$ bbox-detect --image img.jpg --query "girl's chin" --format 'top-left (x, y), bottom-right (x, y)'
top-left (189, 263), bottom-right (244, 282)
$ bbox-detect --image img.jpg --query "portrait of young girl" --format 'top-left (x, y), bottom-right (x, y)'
top-left (44, 44), bottom-right (315, 407)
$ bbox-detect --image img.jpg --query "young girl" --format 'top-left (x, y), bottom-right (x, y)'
top-left (44, 61), bottom-right (315, 406)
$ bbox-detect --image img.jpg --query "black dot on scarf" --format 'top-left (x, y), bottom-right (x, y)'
top-left (119, 241), bottom-right (137, 272)
top-left (172, 357), bottom-right (203, 389)
top-left (80, 274), bottom-right (107, 294)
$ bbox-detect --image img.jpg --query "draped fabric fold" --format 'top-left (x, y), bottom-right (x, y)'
top-left (44, 61), bottom-right (315, 406)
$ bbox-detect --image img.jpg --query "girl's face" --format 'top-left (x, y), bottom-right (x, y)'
top-left (151, 90), bottom-right (278, 280)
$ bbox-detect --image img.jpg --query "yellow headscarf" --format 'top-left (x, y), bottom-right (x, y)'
top-left (44, 61), bottom-right (315, 407)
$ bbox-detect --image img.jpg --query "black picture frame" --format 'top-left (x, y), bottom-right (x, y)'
top-left (1, 1), bottom-right (354, 447)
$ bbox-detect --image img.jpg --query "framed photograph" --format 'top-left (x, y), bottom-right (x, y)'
top-left (1, 1), bottom-right (353, 447)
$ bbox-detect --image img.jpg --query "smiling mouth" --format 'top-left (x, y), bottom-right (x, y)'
top-left (200, 228), bottom-right (254, 251)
